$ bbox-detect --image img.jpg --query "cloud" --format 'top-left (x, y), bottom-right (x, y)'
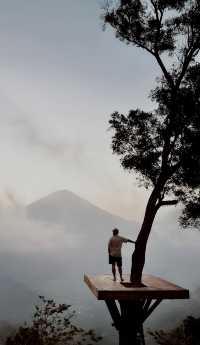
top-left (0, 88), bottom-right (87, 167)
top-left (12, 116), bottom-right (68, 158)
top-left (0, 207), bottom-right (85, 256)
top-left (0, 0), bottom-right (159, 221)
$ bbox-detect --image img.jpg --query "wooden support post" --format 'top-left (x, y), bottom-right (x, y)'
top-left (118, 300), bottom-right (144, 345)
top-left (105, 300), bottom-right (121, 330)
top-left (142, 299), bottom-right (162, 322)
top-left (105, 299), bottom-right (163, 345)
top-left (143, 299), bottom-right (152, 314)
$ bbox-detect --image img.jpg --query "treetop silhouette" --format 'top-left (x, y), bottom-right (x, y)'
top-left (103, 0), bottom-right (200, 284)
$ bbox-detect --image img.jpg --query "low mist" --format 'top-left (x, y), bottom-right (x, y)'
top-left (0, 190), bottom-right (200, 344)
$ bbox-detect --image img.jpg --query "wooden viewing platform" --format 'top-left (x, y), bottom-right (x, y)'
top-left (84, 274), bottom-right (189, 300)
top-left (84, 274), bottom-right (189, 345)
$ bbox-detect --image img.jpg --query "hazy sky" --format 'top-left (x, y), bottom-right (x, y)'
top-left (0, 0), bottom-right (161, 220)
top-left (1, 5), bottom-right (199, 340)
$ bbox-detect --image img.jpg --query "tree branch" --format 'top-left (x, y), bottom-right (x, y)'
top-left (160, 199), bottom-right (178, 206)
top-left (176, 33), bottom-right (200, 89)
top-left (149, 0), bottom-right (174, 89)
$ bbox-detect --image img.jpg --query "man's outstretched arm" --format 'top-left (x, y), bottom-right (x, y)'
top-left (121, 236), bottom-right (136, 244)
top-left (127, 239), bottom-right (136, 243)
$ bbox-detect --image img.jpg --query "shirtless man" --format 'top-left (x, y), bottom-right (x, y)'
top-left (108, 228), bottom-right (135, 282)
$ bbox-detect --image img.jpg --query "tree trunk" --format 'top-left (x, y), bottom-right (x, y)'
top-left (118, 301), bottom-right (144, 345)
top-left (130, 184), bottom-right (163, 285)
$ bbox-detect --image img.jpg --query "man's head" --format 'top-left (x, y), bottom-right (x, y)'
top-left (113, 228), bottom-right (119, 236)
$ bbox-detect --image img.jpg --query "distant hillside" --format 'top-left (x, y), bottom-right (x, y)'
top-left (27, 190), bottom-right (138, 237)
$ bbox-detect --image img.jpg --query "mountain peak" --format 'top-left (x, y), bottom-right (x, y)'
top-left (28, 189), bottom-right (108, 215)
top-left (27, 189), bottom-right (136, 230)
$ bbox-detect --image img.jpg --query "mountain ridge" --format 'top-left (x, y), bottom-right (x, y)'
top-left (27, 190), bottom-right (138, 235)
top-left (27, 189), bottom-right (135, 224)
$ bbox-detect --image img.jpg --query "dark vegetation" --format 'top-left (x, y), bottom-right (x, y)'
top-left (149, 316), bottom-right (200, 345)
top-left (103, 0), bottom-right (200, 284)
top-left (5, 296), bottom-right (102, 345)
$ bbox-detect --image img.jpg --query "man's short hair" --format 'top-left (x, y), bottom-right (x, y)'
top-left (113, 228), bottom-right (119, 236)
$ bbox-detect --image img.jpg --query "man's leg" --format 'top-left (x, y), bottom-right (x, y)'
top-left (117, 258), bottom-right (123, 281)
top-left (118, 266), bottom-right (124, 281)
top-left (112, 263), bottom-right (116, 281)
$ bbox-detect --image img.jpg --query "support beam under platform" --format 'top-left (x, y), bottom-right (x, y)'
top-left (104, 298), bottom-right (162, 345)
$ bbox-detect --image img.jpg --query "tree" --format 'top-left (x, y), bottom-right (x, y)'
top-left (103, 0), bottom-right (200, 284)
top-left (5, 296), bottom-right (102, 345)
top-left (149, 316), bottom-right (200, 345)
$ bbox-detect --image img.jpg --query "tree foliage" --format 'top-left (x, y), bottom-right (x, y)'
top-left (5, 296), bottom-right (102, 345)
top-left (103, 0), bottom-right (200, 282)
top-left (149, 316), bottom-right (200, 345)
top-left (104, 0), bottom-right (200, 228)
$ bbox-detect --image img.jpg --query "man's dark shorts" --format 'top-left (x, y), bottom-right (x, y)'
top-left (109, 255), bottom-right (122, 267)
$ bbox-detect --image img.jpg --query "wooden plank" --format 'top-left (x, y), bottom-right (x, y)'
top-left (84, 274), bottom-right (189, 300)
top-left (84, 274), bottom-right (99, 299)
